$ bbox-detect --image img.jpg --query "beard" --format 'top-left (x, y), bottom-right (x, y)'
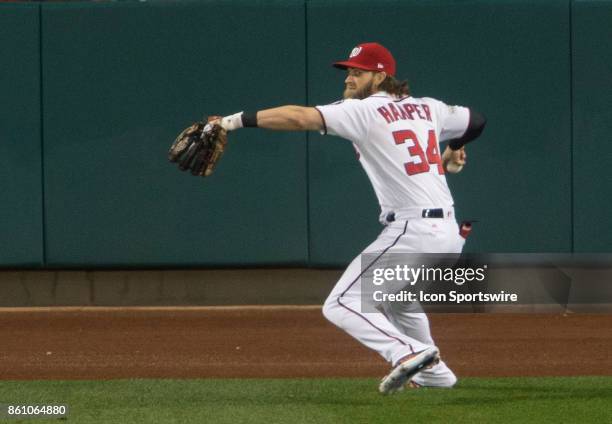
top-left (343, 79), bottom-right (375, 100)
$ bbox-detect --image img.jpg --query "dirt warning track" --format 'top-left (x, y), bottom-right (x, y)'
top-left (1, 307), bottom-right (611, 380)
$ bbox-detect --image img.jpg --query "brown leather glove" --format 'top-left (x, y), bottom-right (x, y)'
top-left (168, 116), bottom-right (228, 177)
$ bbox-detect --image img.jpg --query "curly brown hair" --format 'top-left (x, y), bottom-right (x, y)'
top-left (378, 75), bottom-right (410, 97)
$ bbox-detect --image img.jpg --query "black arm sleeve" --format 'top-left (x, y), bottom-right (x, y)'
top-left (448, 110), bottom-right (487, 151)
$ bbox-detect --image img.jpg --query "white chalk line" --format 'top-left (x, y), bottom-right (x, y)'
top-left (0, 305), bottom-right (322, 313)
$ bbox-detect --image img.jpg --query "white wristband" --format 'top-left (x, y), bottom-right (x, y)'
top-left (220, 112), bottom-right (244, 131)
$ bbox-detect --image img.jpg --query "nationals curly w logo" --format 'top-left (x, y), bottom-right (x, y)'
top-left (349, 47), bottom-right (362, 58)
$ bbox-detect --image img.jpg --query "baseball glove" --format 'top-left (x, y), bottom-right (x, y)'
top-left (168, 117), bottom-right (228, 177)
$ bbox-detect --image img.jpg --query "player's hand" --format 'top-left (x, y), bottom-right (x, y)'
top-left (208, 115), bottom-right (223, 126)
top-left (442, 146), bottom-right (466, 174)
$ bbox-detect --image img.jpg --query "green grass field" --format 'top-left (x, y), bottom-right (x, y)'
top-left (1, 377), bottom-right (611, 423)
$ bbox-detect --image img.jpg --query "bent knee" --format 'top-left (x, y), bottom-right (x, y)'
top-left (322, 297), bottom-right (340, 324)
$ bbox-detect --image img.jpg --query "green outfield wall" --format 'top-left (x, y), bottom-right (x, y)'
top-left (0, 0), bottom-right (609, 268)
top-left (0, 4), bottom-right (44, 267)
top-left (572, 0), bottom-right (612, 252)
top-left (41, 0), bottom-right (308, 267)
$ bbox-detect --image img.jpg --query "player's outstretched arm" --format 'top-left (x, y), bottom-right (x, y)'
top-left (217, 107), bottom-right (323, 132)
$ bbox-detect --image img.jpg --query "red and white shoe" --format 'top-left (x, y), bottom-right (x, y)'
top-left (378, 347), bottom-right (440, 395)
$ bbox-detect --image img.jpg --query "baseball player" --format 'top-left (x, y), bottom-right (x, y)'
top-left (212, 42), bottom-right (486, 393)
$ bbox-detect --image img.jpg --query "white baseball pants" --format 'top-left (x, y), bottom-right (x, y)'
top-left (322, 214), bottom-right (465, 387)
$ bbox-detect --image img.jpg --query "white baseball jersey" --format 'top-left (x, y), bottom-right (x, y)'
top-left (316, 91), bottom-right (470, 222)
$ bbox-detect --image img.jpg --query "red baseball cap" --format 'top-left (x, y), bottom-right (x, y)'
top-left (333, 42), bottom-right (396, 77)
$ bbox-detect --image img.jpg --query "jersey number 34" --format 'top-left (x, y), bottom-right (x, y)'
top-left (392, 129), bottom-right (444, 176)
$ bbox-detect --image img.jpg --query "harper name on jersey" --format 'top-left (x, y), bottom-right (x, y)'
top-left (377, 101), bottom-right (432, 124)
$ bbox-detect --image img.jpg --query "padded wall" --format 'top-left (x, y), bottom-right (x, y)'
top-left (3, 0), bottom-right (610, 269)
top-left (572, 0), bottom-right (612, 252)
top-left (41, 1), bottom-right (308, 266)
top-left (0, 4), bottom-right (43, 266)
